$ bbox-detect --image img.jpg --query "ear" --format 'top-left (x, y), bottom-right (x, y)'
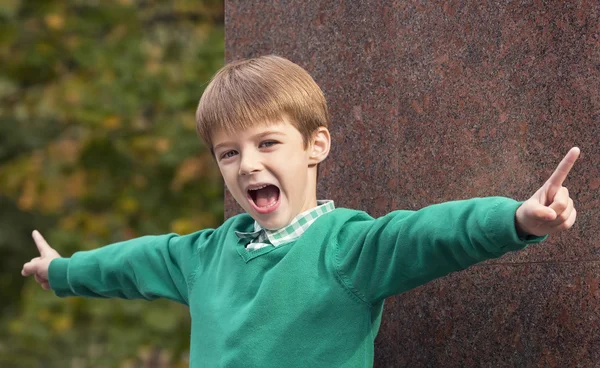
top-left (308, 127), bottom-right (331, 165)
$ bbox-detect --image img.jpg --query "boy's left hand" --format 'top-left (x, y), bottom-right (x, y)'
top-left (515, 147), bottom-right (580, 237)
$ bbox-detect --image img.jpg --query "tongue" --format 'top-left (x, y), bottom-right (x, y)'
top-left (255, 185), bottom-right (279, 207)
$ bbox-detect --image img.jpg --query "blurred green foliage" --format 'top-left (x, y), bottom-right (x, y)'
top-left (0, 0), bottom-right (224, 366)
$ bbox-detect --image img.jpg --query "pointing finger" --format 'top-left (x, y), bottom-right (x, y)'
top-left (546, 147), bottom-right (580, 196)
top-left (32, 230), bottom-right (51, 257)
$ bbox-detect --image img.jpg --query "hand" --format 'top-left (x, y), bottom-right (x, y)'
top-left (21, 230), bottom-right (61, 290)
top-left (515, 147), bottom-right (580, 237)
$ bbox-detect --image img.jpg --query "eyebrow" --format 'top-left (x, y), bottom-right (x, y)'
top-left (212, 130), bottom-right (285, 152)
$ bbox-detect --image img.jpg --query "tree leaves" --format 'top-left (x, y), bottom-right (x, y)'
top-left (0, 1), bottom-right (224, 366)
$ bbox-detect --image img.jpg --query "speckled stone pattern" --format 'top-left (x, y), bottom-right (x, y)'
top-left (224, 1), bottom-right (599, 366)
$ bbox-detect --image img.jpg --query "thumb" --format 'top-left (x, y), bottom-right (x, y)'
top-left (21, 257), bottom-right (41, 276)
top-left (32, 230), bottom-right (51, 257)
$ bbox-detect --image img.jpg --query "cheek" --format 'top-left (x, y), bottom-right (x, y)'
top-left (279, 156), bottom-right (310, 186)
top-left (219, 167), bottom-right (239, 190)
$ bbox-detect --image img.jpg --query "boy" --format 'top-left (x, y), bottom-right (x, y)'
top-left (22, 55), bottom-right (579, 367)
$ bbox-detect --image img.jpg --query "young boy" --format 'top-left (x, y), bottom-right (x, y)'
top-left (22, 55), bottom-right (579, 367)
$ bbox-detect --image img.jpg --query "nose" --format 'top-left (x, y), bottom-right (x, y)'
top-left (238, 151), bottom-right (263, 176)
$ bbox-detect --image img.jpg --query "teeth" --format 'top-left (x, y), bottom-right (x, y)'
top-left (259, 200), bottom-right (278, 209)
top-left (248, 184), bottom-right (268, 191)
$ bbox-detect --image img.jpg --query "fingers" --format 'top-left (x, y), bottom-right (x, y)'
top-left (545, 147), bottom-right (580, 196)
top-left (21, 257), bottom-right (40, 276)
top-left (549, 187), bottom-right (569, 219)
top-left (34, 274), bottom-right (51, 290)
top-left (517, 187), bottom-right (577, 236)
top-left (551, 197), bottom-right (574, 226)
top-left (22, 258), bottom-right (52, 290)
top-left (32, 230), bottom-right (51, 257)
top-left (22, 258), bottom-right (51, 289)
top-left (528, 201), bottom-right (556, 222)
top-left (542, 196), bottom-right (577, 234)
top-left (563, 208), bottom-right (577, 230)
top-left (34, 274), bottom-right (47, 285)
top-left (520, 147), bottom-right (580, 237)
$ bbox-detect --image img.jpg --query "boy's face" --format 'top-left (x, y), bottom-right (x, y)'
top-left (212, 118), bottom-right (328, 230)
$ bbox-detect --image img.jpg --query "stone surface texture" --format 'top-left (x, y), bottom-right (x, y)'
top-left (224, 1), bottom-right (599, 366)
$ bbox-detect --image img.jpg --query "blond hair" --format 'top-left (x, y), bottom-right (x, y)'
top-left (196, 55), bottom-right (329, 149)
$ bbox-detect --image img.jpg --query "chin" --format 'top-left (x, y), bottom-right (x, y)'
top-left (258, 219), bottom-right (284, 231)
top-left (260, 212), bottom-right (292, 230)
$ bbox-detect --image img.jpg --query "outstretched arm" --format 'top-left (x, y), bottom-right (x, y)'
top-left (334, 147), bottom-right (581, 304)
top-left (22, 230), bottom-right (206, 305)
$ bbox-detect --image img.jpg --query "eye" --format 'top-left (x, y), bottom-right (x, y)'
top-left (220, 150), bottom-right (238, 160)
top-left (259, 140), bottom-right (278, 148)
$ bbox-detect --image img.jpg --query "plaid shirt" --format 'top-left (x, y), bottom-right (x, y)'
top-left (235, 200), bottom-right (335, 251)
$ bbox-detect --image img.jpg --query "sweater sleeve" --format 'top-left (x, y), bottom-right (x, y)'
top-left (333, 197), bottom-right (546, 305)
top-left (48, 230), bottom-right (210, 305)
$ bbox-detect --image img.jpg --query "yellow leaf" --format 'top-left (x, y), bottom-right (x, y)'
top-left (40, 185), bottom-right (64, 213)
top-left (131, 136), bottom-right (154, 153)
top-left (51, 315), bottom-right (73, 333)
top-left (103, 115), bottom-right (121, 130)
top-left (44, 14), bottom-right (64, 30)
top-left (84, 214), bottom-right (109, 236)
top-left (142, 43), bottom-right (163, 60)
top-left (120, 359), bottom-right (136, 368)
top-left (171, 214), bottom-right (215, 234)
top-left (18, 179), bottom-right (37, 211)
top-left (145, 61), bottom-right (160, 75)
top-left (155, 138), bottom-right (170, 153)
top-left (107, 24), bottom-right (127, 42)
top-left (65, 89), bottom-right (80, 104)
top-left (119, 196), bottom-right (139, 214)
top-left (191, 214), bottom-right (216, 230)
top-left (171, 157), bottom-right (205, 191)
top-left (182, 115), bottom-right (197, 130)
top-left (65, 170), bottom-right (87, 198)
top-left (48, 139), bottom-right (81, 164)
top-left (59, 215), bottom-right (79, 230)
top-left (170, 218), bottom-right (194, 234)
top-left (37, 309), bottom-right (51, 322)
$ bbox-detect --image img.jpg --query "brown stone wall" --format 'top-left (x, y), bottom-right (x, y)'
top-left (225, 1), bottom-right (600, 366)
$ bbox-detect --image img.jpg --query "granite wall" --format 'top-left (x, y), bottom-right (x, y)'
top-left (224, 1), bottom-right (599, 366)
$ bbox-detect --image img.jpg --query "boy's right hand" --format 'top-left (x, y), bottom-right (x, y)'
top-left (21, 230), bottom-right (61, 290)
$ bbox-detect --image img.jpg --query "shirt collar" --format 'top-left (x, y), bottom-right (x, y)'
top-left (235, 200), bottom-right (335, 247)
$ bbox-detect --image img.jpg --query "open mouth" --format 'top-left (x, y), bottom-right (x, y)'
top-left (247, 184), bottom-right (281, 214)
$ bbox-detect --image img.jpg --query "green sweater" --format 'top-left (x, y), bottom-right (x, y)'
top-left (49, 197), bottom-right (544, 367)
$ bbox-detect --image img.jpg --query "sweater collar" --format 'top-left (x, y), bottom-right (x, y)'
top-left (235, 200), bottom-right (335, 249)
